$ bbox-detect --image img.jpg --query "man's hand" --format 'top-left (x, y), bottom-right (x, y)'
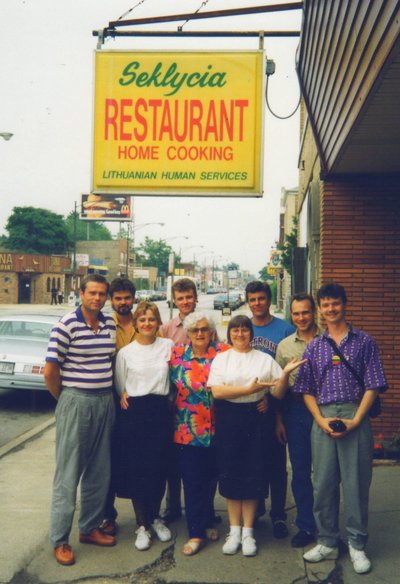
top-left (275, 413), bottom-right (287, 445)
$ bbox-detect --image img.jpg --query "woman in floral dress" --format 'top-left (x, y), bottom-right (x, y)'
top-left (170, 312), bottom-right (230, 556)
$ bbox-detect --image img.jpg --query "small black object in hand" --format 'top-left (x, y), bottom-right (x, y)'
top-left (329, 419), bottom-right (347, 433)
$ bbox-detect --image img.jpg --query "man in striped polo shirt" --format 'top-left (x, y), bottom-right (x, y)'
top-left (44, 274), bottom-right (117, 566)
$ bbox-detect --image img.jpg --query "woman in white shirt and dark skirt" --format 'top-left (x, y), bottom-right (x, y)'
top-left (208, 315), bottom-right (303, 557)
top-left (115, 301), bottom-right (174, 552)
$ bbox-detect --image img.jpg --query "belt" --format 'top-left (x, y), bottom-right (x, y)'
top-left (322, 400), bottom-right (360, 406)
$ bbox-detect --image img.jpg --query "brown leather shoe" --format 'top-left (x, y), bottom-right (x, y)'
top-left (79, 528), bottom-right (116, 547)
top-left (100, 518), bottom-right (118, 536)
top-left (54, 544), bottom-right (75, 565)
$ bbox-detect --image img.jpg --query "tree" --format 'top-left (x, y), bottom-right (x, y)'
top-left (277, 217), bottom-right (298, 275)
top-left (64, 212), bottom-right (112, 246)
top-left (4, 206), bottom-right (68, 254)
top-left (135, 237), bottom-right (181, 275)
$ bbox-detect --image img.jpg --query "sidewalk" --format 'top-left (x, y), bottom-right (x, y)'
top-left (1, 424), bottom-right (399, 584)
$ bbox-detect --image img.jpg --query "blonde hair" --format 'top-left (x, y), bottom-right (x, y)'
top-left (132, 301), bottom-right (162, 329)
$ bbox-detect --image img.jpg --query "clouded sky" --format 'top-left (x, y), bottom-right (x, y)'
top-left (0, 0), bottom-right (301, 275)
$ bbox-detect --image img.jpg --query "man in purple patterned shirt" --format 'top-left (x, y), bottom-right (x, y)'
top-left (293, 283), bottom-right (387, 575)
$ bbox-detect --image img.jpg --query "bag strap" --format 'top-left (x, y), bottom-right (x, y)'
top-left (326, 336), bottom-right (365, 390)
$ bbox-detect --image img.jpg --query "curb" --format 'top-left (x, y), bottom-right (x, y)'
top-left (0, 416), bottom-right (55, 459)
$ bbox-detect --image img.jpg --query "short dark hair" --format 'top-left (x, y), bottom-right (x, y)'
top-left (317, 282), bottom-right (347, 306)
top-left (290, 292), bottom-right (316, 312)
top-left (172, 278), bottom-right (197, 299)
top-left (80, 274), bottom-right (109, 293)
top-left (109, 277), bottom-right (136, 298)
top-left (245, 280), bottom-right (271, 302)
top-left (227, 314), bottom-right (254, 345)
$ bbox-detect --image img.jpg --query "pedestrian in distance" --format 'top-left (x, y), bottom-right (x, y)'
top-left (50, 286), bottom-right (58, 305)
top-left (294, 282), bottom-right (387, 575)
top-left (44, 274), bottom-right (117, 567)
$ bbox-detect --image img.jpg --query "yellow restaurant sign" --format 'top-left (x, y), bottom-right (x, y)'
top-left (92, 50), bottom-right (265, 197)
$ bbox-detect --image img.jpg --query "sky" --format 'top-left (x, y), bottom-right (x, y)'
top-left (0, 0), bottom-right (302, 276)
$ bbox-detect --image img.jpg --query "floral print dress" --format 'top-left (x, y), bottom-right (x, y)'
top-left (170, 341), bottom-right (230, 448)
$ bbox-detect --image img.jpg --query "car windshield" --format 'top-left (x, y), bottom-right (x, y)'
top-left (0, 320), bottom-right (53, 339)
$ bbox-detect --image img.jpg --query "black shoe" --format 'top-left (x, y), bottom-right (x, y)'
top-left (160, 509), bottom-right (182, 523)
top-left (272, 520), bottom-right (289, 539)
top-left (291, 529), bottom-right (315, 548)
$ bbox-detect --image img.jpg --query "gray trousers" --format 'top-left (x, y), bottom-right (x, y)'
top-left (311, 402), bottom-right (373, 550)
top-left (49, 388), bottom-right (115, 547)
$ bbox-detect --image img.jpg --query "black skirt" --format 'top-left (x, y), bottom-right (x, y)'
top-left (215, 399), bottom-right (271, 500)
top-left (116, 394), bottom-right (172, 501)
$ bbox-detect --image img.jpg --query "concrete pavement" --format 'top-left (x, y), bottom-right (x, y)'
top-left (1, 422), bottom-right (399, 584)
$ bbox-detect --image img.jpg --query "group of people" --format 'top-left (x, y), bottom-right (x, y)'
top-left (50, 287), bottom-right (64, 305)
top-left (44, 275), bottom-right (387, 576)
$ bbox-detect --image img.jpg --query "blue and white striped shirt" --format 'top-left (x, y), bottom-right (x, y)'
top-left (46, 306), bottom-right (116, 391)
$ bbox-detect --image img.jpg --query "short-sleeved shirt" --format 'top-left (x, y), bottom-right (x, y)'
top-left (293, 328), bottom-right (387, 404)
top-left (45, 306), bottom-right (116, 391)
top-left (251, 316), bottom-right (296, 358)
top-left (113, 312), bottom-right (136, 351)
top-left (170, 341), bottom-right (230, 447)
top-left (160, 316), bottom-right (188, 344)
top-left (115, 337), bottom-right (174, 397)
top-left (275, 327), bottom-right (322, 388)
top-left (208, 348), bottom-right (283, 404)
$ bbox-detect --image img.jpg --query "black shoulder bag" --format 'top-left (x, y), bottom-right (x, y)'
top-left (326, 337), bottom-right (382, 418)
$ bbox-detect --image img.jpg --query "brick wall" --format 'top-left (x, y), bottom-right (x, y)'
top-left (320, 177), bottom-right (400, 439)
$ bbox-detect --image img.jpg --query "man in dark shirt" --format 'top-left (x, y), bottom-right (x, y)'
top-left (294, 283), bottom-right (387, 575)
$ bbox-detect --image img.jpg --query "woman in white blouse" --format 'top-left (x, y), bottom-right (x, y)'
top-left (115, 301), bottom-right (174, 552)
top-left (208, 315), bottom-right (303, 558)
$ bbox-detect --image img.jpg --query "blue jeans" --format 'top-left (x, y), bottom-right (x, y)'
top-left (283, 397), bottom-right (316, 534)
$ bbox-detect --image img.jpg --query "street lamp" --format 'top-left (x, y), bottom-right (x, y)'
top-left (0, 132), bottom-right (13, 141)
top-left (180, 245), bottom-right (205, 276)
top-left (125, 221), bottom-right (165, 277)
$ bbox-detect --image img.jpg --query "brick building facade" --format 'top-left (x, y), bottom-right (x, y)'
top-left (0, 252), bottom-right (71, 304)
top-left (295, 1), bottom-right (400, 440)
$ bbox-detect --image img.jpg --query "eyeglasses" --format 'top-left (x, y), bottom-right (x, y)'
top-left (189, 327), bottom-right (210, 334)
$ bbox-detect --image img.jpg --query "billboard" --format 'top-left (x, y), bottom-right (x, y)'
top-left (92, 50), bottom-right (265, 197)
top-left (80, 194), bottom-right (132, 221)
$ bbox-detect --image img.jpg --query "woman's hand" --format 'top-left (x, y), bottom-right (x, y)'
top-left (120, 390), bottom-right (129, 410)
top-left (257, 395), bottom-right (269, 414)
top-left (283, 357), bottom-right (308, 375)
top-left (248, 377), bottom-right (275, 393)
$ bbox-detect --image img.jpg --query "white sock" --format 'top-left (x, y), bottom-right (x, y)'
top-left (229, 526), bottom-right (241, 538)
top-left (242, 527), bottom-right (254, 539)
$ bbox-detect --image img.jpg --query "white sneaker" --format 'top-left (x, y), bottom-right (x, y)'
top-left (135, 526), bottom-right (151, 551)
top-left (222, 533), bottom-right (241, 555)
top-left (242, 535), bottom-right (257, 557)
top-left (151, 518), bottom-right (172, 542)
top-left (349, 544), bottom-right (371, 574)
top-left (303, 544), bottom-right (339, 562)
